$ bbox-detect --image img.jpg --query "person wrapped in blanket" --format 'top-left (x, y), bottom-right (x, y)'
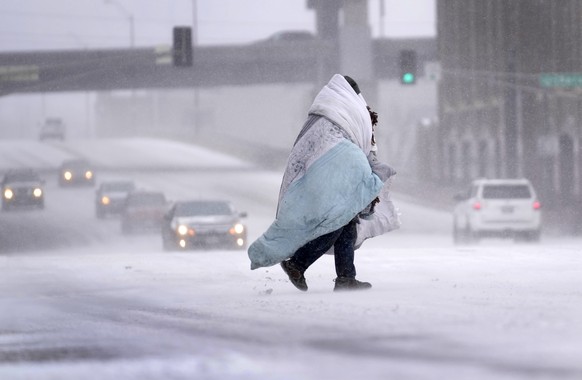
top-left (248, 74), bottom-right (400, 292)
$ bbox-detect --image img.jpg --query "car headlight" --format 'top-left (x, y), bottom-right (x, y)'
top-left (230, 223), bottom-right (245, 235)
top-left (63, 171), bottom-right (72, 180)
top-left (85, 171), bottom-right (93, 180)
top-left (33, 188), bottom-right (43, 198)
top-left (177, 224), bottom-right (189, 236)
top-left (3, 188), bottom-right (13, 199)
top-left (101, 196), bottom-right (110, 205)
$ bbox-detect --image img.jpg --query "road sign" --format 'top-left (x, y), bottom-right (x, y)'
top-left (155, 45), bottom-right (172, 65)
top-left (0, 65), bottom-right (39, 83)
top-left (425, 62), bottom-right (441, 82)
top-left (539, 73), bottom-right (582, 88)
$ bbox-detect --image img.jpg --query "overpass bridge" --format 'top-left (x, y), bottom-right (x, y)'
top-left (0, 38), bottom-right (435, 96)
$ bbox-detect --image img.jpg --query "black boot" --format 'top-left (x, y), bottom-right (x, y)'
top-left (333, 277), bottom-right (372, 291)
top-left (281, 260), bottom-right (308, 291)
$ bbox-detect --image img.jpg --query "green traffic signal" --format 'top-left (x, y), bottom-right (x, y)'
top-left (402, 72), bottom-right (415, 84)
top-left (399, 49), bottom-right (417, 85)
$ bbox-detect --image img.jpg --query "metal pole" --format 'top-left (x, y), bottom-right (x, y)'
top-left (192, 0), bottom-right (199, 137)
top-left (104, 0), bottom-right (134, 48)
top-left (192, 0), bottom-right (198, 45)
top-left (129, 14), bottom-right (135, 47)
top-left (379, 0), bottom-right (385, 37)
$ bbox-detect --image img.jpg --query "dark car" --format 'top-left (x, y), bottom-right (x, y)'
top-left (39, 117), bottom-right (66, 141)
top-left (121, 190), bottom-right (167, 234)
top-left (262, 30), bottom-right (315, 43)
top-left (95, 180), bottom-right (136, 218)
top-left (59, 159), bottom-right (95, 187)
top-left (161, 200), bottom-right (248, 251)
top-left (1, 169), bottom-right (44, 211)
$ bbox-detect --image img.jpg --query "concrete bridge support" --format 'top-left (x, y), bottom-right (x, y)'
top-left (308, 0), bottom-right (376, 106)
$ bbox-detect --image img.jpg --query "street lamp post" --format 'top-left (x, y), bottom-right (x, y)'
top-left (192, 0), bottom-right (199, 136)
top-left (67, 33), bottom-right (92, 138)
top-left (192, 0), bottom-right (198, 45)
top-left (104, 0), bottom-right (136, 137)
top-left (104, 0), bottom-right (135, 47)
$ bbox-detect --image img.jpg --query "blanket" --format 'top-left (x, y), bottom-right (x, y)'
top-left (248, 74), bottom-right (384, 269)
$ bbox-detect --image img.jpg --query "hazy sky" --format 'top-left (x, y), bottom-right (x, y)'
top-left (0, 0), bottom-right (435, 51)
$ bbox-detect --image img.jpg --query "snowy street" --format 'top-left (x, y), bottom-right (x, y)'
top-left (1, 139), bottom-right (581, 380)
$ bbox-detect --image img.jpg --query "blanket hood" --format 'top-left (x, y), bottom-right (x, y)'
top-left (308, 74), bottom-right (373, 155)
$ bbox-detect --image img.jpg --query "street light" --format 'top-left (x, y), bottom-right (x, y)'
top-left (104, 0), bottom-right (135, 48)
top-left (191, 0), bottom-right (198, 45)
top-left (67, 33), bottom-right (92, 138)
top-left (104, 0), bottom-right (136, 137)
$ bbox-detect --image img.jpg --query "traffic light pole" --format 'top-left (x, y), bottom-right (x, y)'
top-left (504, 47), bottom-right (519, 178)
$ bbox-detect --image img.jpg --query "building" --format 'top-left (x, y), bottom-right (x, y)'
top-left (435, 0), bottom-right (582, 229)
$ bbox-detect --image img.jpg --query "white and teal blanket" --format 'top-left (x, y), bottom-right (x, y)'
top-left (248, 75), bottom-right (387, 269)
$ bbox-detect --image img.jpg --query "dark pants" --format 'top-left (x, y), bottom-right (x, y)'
top-left (289, 218), bottom-right (357, 278)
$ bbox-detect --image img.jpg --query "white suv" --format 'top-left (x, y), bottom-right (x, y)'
top-left (453, 178), bottom-right (541, 243)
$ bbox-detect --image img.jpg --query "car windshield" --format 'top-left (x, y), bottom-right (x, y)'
top-left (482, 185), bottom-right (531, 199)
top-left (128, 193), bottom-right (166, 206)
top-left (175, 201), bottom-right (232, 217)
top-left (63, 160), bottom-right (90, 169)
top-left (102, 182), bottom-right (134, 192)
top-left (3, 171), bottom-right (40, 182)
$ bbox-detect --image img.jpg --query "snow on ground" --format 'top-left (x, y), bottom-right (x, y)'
top-left (1, 138), bottom-right (582, 380)
top-left (61, 138), bottom-right (251, 170)
top-left (2, 234), bottom-right (582, 380)
top-left (0, 140), bottom-right (73, 171)
top-left (0, 138), bottom-right (251, 172)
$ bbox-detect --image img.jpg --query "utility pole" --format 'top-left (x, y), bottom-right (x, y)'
top-left (104, 0), bottom-right (135, 48)
top-left (504, 48), bottom-right (519, 178)
top-left (104, 0), bottom-right (136, 136)
top-left (379, 0), bottom-right (385, 37)
top-left (192, 0), bottom-right (199, 136)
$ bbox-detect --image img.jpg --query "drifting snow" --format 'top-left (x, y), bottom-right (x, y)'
top-left (1, 139), bottom-right (581, 380)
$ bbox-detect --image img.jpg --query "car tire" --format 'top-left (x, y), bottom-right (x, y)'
top-left (454, 219), bottom-right (475, 245)
top-left (468, 226), bottom-right (480, 243)
top-left (162, 236), bottom-right (177, 251)
top-left (458, 224), bottom-right (477, 245)
top-left (453, 219), bottom-right (462, 245)
top-left (523, 230), bottom-right (541, 243)
top-left (121, 222), bottom-right (132, 235)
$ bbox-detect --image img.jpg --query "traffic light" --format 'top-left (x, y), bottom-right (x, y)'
top-left (399, 49), bottom-right (417, 85)
top-left (173, 26), bottom-right (193, 67)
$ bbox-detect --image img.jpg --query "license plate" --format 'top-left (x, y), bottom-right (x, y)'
top-left (207, 235), bottom-right (222, 243)
top-left (501, 205), bottom-right (514, 213)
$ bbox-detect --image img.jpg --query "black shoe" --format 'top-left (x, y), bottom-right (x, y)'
top-left (333, 277), bottom-right (372, 291)
top-left (281, 260), bottom-right (308, 291)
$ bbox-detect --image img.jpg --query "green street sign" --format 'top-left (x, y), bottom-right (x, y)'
top-left (539, 73), bottom-right (582, 88)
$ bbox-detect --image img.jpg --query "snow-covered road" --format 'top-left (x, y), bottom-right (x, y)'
top-left (1, 139), bottom-right (581, 380)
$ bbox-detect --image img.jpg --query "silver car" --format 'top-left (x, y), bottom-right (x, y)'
top-left (161, 200), bottom-right (248, 250)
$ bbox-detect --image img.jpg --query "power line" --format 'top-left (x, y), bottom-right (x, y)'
top-left (0, 8), bottom-right (187, 25)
